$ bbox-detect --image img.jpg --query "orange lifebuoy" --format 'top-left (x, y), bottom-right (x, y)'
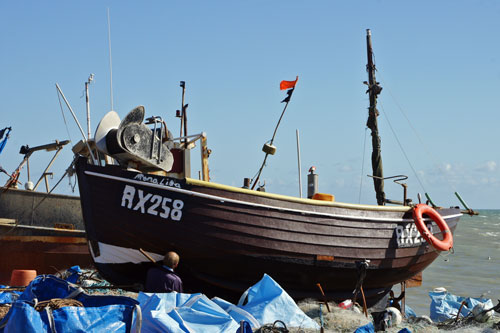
top-left (412, 203), bottom-right (453, 251)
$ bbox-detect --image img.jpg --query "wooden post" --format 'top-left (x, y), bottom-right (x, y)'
top-left (139, 248), bottom-right (158, 264)
top-left (401, 281), bottom-right (406, 317)
top-left (360, 285), bottom-right (368, 317)
top-left (316, 283), bottom-right (331, 312)
top-left (200, 134), bottom-right (210, 181)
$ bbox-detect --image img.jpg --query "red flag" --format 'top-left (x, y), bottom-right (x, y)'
top-left (280, 76), bottom-right (298, 90)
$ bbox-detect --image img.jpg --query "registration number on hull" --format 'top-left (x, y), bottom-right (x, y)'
top-left (121, 185), bottom-right (184, 221)
top-left (395, 223), bottom-right (433, 247)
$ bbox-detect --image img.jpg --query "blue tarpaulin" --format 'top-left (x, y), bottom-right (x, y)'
top-left (0, 292), bottom-right (20, 304)
top-left (429, 290), bottom-right (494, 322)
top-left (0, 127), bottom-right (11, 156)
top-left (134, 292), bottom-right (240, 333)
top-left (211, 297), bottom-right (260, 328)
top-left (404, 305), bottom-right (417, 318)
top-left (0, 275), bottom-right (140, 333)
top-left (237, 274), bottom-right (319, 330)
top-left (134, 274), bottom-right (319, 332)
top-left (2, 274), bottom-right (320, 332)
top-left (0, 286), bottom-right (21, 304)
top-left (354, 322), bottom-right (374, 333)
top-left (355, 322), bottom-right (413, 333)
top-left (2, 301), bottom-right (138, 333)
top-left (65, 265), bottom-right (82, 284)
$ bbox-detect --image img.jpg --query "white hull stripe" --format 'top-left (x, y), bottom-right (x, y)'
top-left (84, 171), bottom-right (462, 224)
top-left (0, 224), bottom-right (86, 234)
top-left (89, 241), bottom-right (163, 264)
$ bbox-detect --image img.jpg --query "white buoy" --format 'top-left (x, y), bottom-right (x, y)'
top-left (472, 303), bottom-right (493, 323)
top-left (24, 181), bottom-right (34, 191)
top-left (433, 287), bottom-right (447, 293)
top-left (385, 307), bottom-right (402, 327)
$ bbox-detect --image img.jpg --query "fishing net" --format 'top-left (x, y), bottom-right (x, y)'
top-left (254, 320), bottom-right (290, 333)
top-left (0, 304), bottom-right (10, 321)
top-left (297, 299), bottom-right (371, 332)
top-left (34, 298), bottom-right (83, 311)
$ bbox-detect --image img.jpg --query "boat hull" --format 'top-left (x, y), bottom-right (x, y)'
top-left (76, 158), bottom-right (461, 306)
top-left (0, 187), bottom-right (92, 284)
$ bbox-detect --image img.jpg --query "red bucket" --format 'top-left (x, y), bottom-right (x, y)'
top-left (10, 269), bottom-right (37, 287)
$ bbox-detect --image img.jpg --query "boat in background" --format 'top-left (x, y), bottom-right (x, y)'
top-left (73, 30), bottom-right (462, 306)
top-left (0, 138), bottom-right (92, 285)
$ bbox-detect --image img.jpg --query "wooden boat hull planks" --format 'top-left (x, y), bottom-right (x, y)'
top-left (0, 187), bottom-right (92, 284)
top-left (75, 158), bottom-right (460, 305)
top-left (72, 31), bottom-right (462, 307)
top-left (0, 187), bottom-right (83, 230)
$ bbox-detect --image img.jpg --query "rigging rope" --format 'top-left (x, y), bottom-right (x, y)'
top-left (251, 153), bottom-right (268, 186)
top-left (0, 159), bottom-right (75, 239)
top-left (250, 87), bottom-right (295, 190)
top-left (57, 89), bottom-right (73, 144)
top-left (32, 160), bottom-right (74, 212)
top-left (378, 73), bottom-right (458, 196)
top-left (378, 101), bottom-right (428, 194)
top-left (358, 127), bottom-right (368, 203)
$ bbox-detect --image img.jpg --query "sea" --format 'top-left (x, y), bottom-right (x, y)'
top-left (404, 209), bottom-right (500, 317)
top-left (302, 210), bottom-right (500, 332)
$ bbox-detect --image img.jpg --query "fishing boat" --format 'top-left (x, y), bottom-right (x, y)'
top-left (73, 30), bottom-right (461, 306)
top-left (0, 138), bottom-right (92, 285)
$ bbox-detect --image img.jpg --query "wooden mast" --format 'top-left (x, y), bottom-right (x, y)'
top-left (365, 29), bottom-right (386, 205)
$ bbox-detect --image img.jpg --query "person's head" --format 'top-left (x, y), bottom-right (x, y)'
top-left (163, 251), bottom-right (180, 269)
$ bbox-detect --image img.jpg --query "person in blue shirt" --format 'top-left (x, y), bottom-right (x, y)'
top-left (145, 251), bottom-right (183, 293)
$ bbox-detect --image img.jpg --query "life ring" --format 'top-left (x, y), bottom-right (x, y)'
top-left (412, 203), bottom-right (453, 251)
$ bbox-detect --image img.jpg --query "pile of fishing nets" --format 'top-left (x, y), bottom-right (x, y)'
top-left (295, 295), bottom-right (500, 333)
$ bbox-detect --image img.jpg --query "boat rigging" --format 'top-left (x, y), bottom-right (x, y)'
top-left (365, 29), bottom-right (386, 206)
top-left (71, 30), bottom-right (463, 308)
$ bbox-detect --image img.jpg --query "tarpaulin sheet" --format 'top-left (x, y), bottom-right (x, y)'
top-left (134, 292), bottom-right (239, 333)
top-left (65, 265), bottom-right (82, 284)
top-left (0, 275), bottom-right (140, 333)
top-left (237, 274), bottom-right (319, 330)
top-left (429, 290), bottom-right (494, 322)
top-left (135, 274), bottom-right (319, 332)
top-left (0, 290), bottom-right (21, 304)
top-left (19, 275), bottom-right (137, 307)
top-left (1, 301), bottom-right (138, 333)
top-left (211, 297), bottom-right (259, 328)
top-left (354, 322), bottom-right (374, 333)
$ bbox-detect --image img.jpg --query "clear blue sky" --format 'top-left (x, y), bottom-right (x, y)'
top-left (1, 1), bottom-right (499, 209)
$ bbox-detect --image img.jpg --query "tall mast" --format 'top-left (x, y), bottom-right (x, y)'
top-left (365, 29), bottom-right (386, 205)
top-left (85, 74), bottom-right (94, 139)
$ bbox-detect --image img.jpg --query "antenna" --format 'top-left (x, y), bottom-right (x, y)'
top-left (85, 73), bottom-right (95, 139)
top-left (107, 8), bottom-right (114, 111)
top-left (55, 83), bottom-right (97, 165)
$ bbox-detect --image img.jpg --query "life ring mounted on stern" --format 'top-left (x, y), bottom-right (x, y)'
top-left (412, 203), bottom-right (453, 251)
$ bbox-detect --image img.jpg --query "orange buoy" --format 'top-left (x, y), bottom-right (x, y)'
top-left (413, 203), bottom-right (453, 251)
top-left (312, 193), bottom-right (335, 202)
top-left (10, 269), bottom-right (37, 287)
